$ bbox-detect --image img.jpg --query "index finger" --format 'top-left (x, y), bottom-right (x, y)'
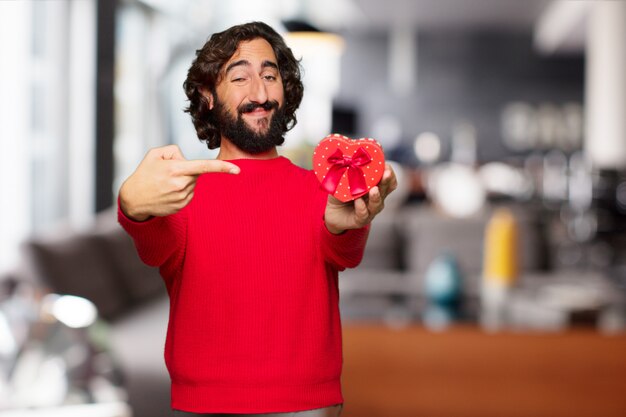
top-left (378, 163), bottom-right (397, 196)
top-left (382, 162), bottom-right (396, 182)
top-left (175, 159), bottom-right (240, 176)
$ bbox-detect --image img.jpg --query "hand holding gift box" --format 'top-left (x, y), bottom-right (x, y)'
top-left (315, 134), bottom-right (398, 234)
top-left (314, 134), bottom-right (386, 202)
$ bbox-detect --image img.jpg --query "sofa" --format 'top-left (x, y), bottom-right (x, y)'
top-left (18, 208), bottom-right (172, 417)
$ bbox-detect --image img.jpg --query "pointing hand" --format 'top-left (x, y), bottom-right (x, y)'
top-left (119, 145), bottom-right (240, 221)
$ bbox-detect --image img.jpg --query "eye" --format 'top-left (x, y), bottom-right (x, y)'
top-left (230, 75), bottom-right (248, 84)
top-left (263, 75), bottom-right (277, 81)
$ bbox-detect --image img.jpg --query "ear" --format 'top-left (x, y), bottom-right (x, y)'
top-left (199, 87), bottom-right (214, 110)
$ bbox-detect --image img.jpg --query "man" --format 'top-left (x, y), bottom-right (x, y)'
top-left (118, 22), bottom-right (397, 417)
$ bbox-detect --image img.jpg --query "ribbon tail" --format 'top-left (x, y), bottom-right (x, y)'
top-left (347, 166), bottom-right (368, 196)
top-left (321, 165), bottom-right (347, 194)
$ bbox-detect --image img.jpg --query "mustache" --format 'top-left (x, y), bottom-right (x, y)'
top-left (238, 100), bottom-right (279, 114)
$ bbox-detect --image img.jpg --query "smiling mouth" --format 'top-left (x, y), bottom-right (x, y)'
top-left (244, 107), bottom-right (272, 117)
top-left (239, 100), bottom-right (279, 115)
top-left (237, 100), bottom-right (281, 132)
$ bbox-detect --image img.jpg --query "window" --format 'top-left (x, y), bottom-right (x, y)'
top-left (0, 0), bottom-right (96, 274)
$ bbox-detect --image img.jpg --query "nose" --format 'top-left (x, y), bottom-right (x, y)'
top-left (248, 75), bottom-right (268, 104)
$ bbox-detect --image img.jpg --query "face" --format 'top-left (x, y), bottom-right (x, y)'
top-left (209, 38), bottom-right (286, 153)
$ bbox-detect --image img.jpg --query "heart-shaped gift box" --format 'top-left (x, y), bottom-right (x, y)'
top-left (313, 134), bottom-right (385, 202)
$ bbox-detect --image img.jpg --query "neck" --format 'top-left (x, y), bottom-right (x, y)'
top-left (216, 138), bottom-right (279, 160)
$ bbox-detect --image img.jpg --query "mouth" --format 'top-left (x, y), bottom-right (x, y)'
top-left (236, 100), bottom-right (281, 132)
top-left (239, 101), bottom-right (278, 117)
top-left (244, 107), bottom-right (272, 118)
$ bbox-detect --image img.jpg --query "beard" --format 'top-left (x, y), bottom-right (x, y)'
top-left (214, 97), bottom-right (286, 155)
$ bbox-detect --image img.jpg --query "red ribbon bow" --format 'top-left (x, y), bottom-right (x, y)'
top-left (321, 147), bottom-right (372, 197)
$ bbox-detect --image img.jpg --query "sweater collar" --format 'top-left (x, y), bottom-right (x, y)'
top-left (226, 156), bottom-right (291, 171)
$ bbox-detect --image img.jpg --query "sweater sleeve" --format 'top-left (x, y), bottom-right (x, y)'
top-left (320, 222), bottom-right (370, 270)
top-left (117, 200), bottom-right (187, 270)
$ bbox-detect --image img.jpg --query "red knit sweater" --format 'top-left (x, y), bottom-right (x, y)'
top-left (118, 156), bottom-right (369, 414)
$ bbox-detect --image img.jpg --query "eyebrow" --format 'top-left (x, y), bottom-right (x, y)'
top-left (225, 59), bottom-right (279, 74)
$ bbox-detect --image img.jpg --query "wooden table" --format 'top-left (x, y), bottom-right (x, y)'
top-left (341, 325), bottom-right (626, 417)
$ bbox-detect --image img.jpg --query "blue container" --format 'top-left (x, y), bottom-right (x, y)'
top-left (424, 253), bottom-right (462, 306)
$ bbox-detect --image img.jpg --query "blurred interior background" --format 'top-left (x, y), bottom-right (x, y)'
top-left (1, 0), bottom-right (626, 416)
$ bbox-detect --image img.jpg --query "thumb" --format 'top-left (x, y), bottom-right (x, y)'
top-left (149, 144), bottom-right (186, 161)
top-left (177, 159), bottom-right (241, 176)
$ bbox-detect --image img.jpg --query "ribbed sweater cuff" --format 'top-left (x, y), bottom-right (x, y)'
top-left (322, 223), bottom-right (370, 244)
top-left (117, 199), bottom-right (186, 269)
top-left (117, 202), bottom-right (166, 234)
top-left (321, 223), bottom-right (370, 269)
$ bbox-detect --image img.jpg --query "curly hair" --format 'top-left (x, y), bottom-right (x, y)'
top-left (183, 22), bottom-right (304, 149)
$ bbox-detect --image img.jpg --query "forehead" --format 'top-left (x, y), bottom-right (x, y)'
top-left (224, 38), bottom-right (278, 69)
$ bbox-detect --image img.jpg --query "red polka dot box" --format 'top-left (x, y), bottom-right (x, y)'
top-left (312, 133), bottom-right (385, 202)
